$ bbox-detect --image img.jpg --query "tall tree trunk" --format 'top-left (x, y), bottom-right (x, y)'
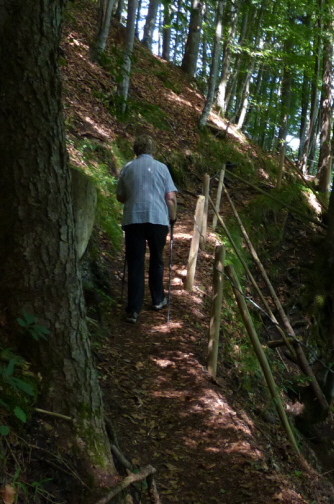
top-left (317, 0), bottom-right (334, 194)
top-left (182, 0), bottom-right (204, 77)
top-left (115, 0), bottom-right (124, 21)
top-left (225, 3), bottom-right (250, 114)
top-left (162, 0), bottom-right (172, 61)
top-left (199, 0), bottom-right (224, 127)
top-left (259, 75), bottom-right (276, 148)
top-left (276, 58), bottom-right (293, 189)
top-left (235, 5), bottom-right (263, 130)
top-left (90, 0), bottom-right (116, 61)
top-left (173, 0), bottom-right (182, 63)
top-left (0, 0), bottom-right (116, 481)
top-left (298, 16), bottom-right (311, 160)
top-left (200, 5), bottom-right (207, 78)
top-left (158, 3), bottom-right (163, 56)
top-left (299, 4), bottom-right (322, 174)
top-left (216, 0), bottom-right (239, 114)
top-left (135, 0), bottom-right (142, 39)
top-left (142, 0), bottom-right (160, 51)
top-left (118, 0), bottom-right (138, 111)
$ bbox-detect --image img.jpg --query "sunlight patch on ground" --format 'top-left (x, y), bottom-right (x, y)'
top-left (150, 357), bottom-right (176, 369)
top-left (81, 113), bottom-right (111, 139)
top-left (149, 321), bottom-right (183, 333)
top-left (304, 191), bottom-right (322, 215)
top-left (259, 168), bottom-right (270, 180)
top-left (173, 231), bottom-right (192, 240)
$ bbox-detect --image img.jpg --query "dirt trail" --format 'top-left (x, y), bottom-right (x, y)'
top-left (99, 198), bottom-right (333, 504)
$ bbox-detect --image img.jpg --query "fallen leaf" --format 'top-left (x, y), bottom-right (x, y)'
top-left (1, 485), bottom-right (15, 504)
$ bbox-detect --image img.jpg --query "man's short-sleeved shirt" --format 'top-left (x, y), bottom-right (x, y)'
top-left (116, 154), bottom-right (177, 227)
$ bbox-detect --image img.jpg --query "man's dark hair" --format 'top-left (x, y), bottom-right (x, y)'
top-left (133, 135), bottom-right (155, 156)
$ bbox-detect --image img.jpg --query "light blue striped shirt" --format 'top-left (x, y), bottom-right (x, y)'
top-left (117, 154), bottom-right (177, 227)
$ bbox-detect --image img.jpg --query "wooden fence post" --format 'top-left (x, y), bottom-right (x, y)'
top-left (207, 245), bottom-right (225, 378)
top-left (200, 173), bottom-right (210, 250)
top-left (185, 195), bottom-right (205, 291)
top-left (226, 264), bottom-right (300, 455)
top-left (212, 165), bottom-right (226, 231)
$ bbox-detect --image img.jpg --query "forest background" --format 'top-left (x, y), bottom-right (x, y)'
top-left (2, 0), bottom-right (334, 502)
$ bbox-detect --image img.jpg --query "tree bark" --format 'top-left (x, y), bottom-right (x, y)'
top-left (182, 0), bottom-right (204, 77)
top-left (173, 0), bottom-right (182, 63)
top-left (216, 0), bottom-right (239, 114)
top-left (118, 0), bottom-right (139, 112)
top-left (0, 0), bottom-right (116, 480)
top-left (317, 0), bottom-right (334, 194)
top-left (162, 0), bottom-right (172, 61)
top-left (276, 43), bottom-right (293, 189)
top-left (199, 0), bottom-right (224, 127)
top-left (135, 0), bottom-right (142, 39)
top-left (225, 2), bottom-right (250, 115)
top-left (115, 0), bottom-right (125, 21)
top-left (299, 3), bottom-right (322, 174)
top-left (142, 0), bottom-right (160, 51)
top-left (90, 0), bottom-right (116, 61)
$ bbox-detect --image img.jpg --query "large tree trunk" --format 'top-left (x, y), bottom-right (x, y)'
top-left (118, 0), bottom-right (139, 112)
top-left (181, 0), bottom-right (204, 77)
top-left (142, 0), bottom-right (160, 51)
top-left (199, 0), bottom-right (224, 127)
top-left (90, 0), bottom-right (116, 61)
top-left (317, 0), bottom-right (334, 194)
top-left (0, 0), bottom-right (116, 482)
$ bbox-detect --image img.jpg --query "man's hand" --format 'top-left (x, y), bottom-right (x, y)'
top-left (170, 217), bottom-right (177, 226)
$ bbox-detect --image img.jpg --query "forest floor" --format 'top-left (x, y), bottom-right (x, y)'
top-left (3, 2), bottom-right (334, 503)
top-left (97, 183), bottom-right (334, 504)
top-left (59, 3), bottom-right (334, 502)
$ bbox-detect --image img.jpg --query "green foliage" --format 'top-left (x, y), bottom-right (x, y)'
top-left (92, 165), bottom-right (123, 249)
top-left (0, 348), bottom-right (37, 436)
top-left (67, 136), bottom-right (123, 249)
top-left (17, 310), bottom-right (49, 341)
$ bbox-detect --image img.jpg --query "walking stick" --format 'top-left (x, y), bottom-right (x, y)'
top-left (167, 221), bottom-right (175, 323)
top-left (120, 254), bottom-right (126, 303)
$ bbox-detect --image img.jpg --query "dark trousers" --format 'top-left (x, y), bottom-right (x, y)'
top-left (124, 223), bottom-right (169, 313)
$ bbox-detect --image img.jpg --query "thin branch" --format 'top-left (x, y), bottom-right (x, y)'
top-left (94, 465), bottom-right (156, 504)
top-left (34, 408), bottom-right (72, 421)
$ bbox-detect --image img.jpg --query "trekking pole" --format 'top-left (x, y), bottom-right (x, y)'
top-left (120, 254), bottom-right (126, 303)
top-left (167, 221), bottom-right (175, 323)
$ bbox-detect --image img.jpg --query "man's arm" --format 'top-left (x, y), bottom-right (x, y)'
top-left (165, 192), bottom-right (177, 221)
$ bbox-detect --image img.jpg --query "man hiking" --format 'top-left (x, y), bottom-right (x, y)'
top-left (116, 135), bottom-right (177, 324)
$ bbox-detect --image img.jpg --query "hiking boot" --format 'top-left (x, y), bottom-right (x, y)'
top-left (126, 311), bottom-right (139, 324)
top-left (152, 297), bottom-right (168, 311)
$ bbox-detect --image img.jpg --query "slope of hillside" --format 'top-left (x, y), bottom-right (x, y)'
top-left (59, 2), bottom-right (334, 504)
top-left (2, 2), bottom-right (334, 504)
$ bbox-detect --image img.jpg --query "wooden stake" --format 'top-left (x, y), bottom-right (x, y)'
top-left (212, 166), bottom-right (226, 231)
top-left (223, 186), bottom-right (329, 414)
top-left (208, 194), bottom-right (296, 359)
top-left (207, 245), bottom-right (225, 377)
top-left (185, 195), bottom-right (205, 291)
top-left (226, 264), bottom-right (300, 455)
top-left (200, 174), bottom-right (210, 250)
